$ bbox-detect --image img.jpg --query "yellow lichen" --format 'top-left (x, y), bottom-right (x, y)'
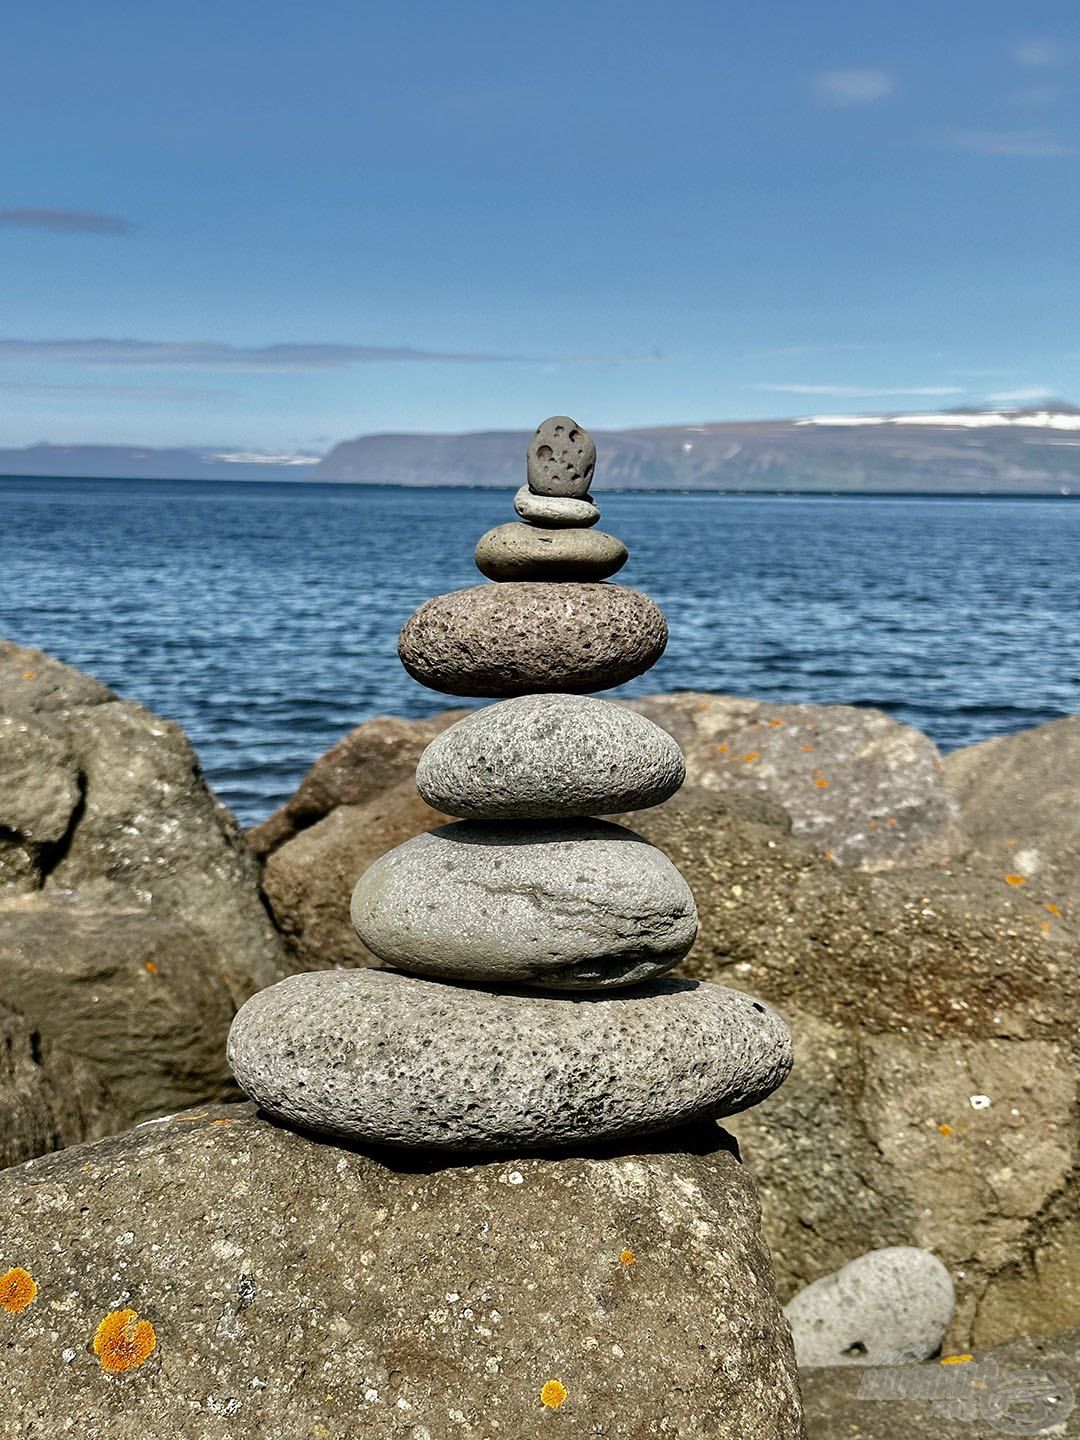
top-left (540, 1379), bottom-right (568, 1409)
top-left (619, 1249), bottom-right (636, 1266)
top-left (1004, 874), bottom-right (1026, 887)
top-left (93, 1308), bottom-right (157, 1373)
top-left (1047, 903), bottom-right (1062, 917)
top-left (941, 1354), bottom-right (973, 1365)
top-left (0, 1268), bottom-right (37, 1313)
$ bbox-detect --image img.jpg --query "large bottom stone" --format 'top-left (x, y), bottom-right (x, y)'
top-left (228, 968), bottom-right (793, 1150)
top-left (0, 1103), bottom-right (805, 1440)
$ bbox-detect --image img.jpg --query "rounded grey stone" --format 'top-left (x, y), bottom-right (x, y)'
top-left (514, 485), bottom-right (600, 528)
top-left (527, 415), bottom-right (596, 497)
top-left (416, 694), bottom-right (686, 819)
top-left (398, 582), bottom-right (668, 698)
top-left (350, 817), bottom-right (698, 988)
top-left (227, 967), bottom-right (794, 1150)
top-left (784, 1247), bottom-right (955, 1366)
top-left (474, 523), bottom-right (627, 583)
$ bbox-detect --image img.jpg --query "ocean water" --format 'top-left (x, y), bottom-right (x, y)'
top-left (1, 478), bottom-right (1077, 827)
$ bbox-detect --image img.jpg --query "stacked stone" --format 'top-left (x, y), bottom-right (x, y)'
top-left (228, 416), bottom-right (792, 1151)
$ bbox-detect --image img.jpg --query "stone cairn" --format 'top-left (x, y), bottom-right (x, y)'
top-left (228, 416), bottom-right (792, 1153)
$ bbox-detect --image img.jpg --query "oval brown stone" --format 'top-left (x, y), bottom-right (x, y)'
top-left (398, 583), bottom-right (669, 697)
top-left (474, 523), bottom-right (627, 582)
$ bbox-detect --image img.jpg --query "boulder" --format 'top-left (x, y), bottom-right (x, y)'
top-left (627, 693), bottom-right (957, 869)
top-left (0, 1103), bottom-right (805, 1439)
top-left (0, 893), bottom-right (240, 1130)
top-left (625, 787), bottom-right (1080, 1351)
top-left (0, 641), bottom-right (291, 1165)
top-left (0, 1001), bottom-right (108, 1169)
top-left (0, 641), bottom-right (287, 995)
top-left (944, 716), bottom-right (1080, 919)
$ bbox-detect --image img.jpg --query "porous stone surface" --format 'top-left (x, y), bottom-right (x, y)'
top-left (526, 414), bottom-right (596, 497)
top-left (0, 1103), bottom-right (805, 1440)
top-left (229, 969), bottom-right (792, 1149)
top-left (514, 483), bottom-right (600, 528)
top-left (945, 716), bottom-right (1080, 915)
top-left (784, 1247), bottom-right (955, 1366)
top-left (0, 893), bottom-right (240, 1152)
top-left (475, 522), bottom-right (627, 582)
top-left (801, 1328), bottom-right (1080, 1439)
top-left (350, 818), bottom-right (698, 988)
top-left (398, 583), bottom-right (668, 697)
top-left (629, 692), bottom-right (957, 869)
top-left (415, 693), bottom-right (686, 819)
top-left (0, 640), bottom-right (288, 993)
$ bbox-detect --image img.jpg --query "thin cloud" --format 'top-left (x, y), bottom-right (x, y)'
top-left (751, 383), bottom-right (965, 398)
top-left (948, 129), bottom-right (1077, 157)
top-left (0, 377), bottom-right (231, 402)
top-left (0, 208), bottom-right (134, 235)
top-left (813, 68), bottom-right (893, 107)
top-left (985, 386), bottom-right (1056, 403)
top-left (0, 338), bottom-right (656, 370)
top-left (753, 343), bottom-right (875, 359)
top-left (1011, 38), bottom-right (1066, 67)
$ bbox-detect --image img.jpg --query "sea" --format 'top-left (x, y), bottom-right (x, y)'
top-left (1, 477), bottom-right (1077, 828)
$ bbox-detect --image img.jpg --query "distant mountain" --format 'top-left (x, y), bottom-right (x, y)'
top-left (0, 443), bottom-right (320, 482)
top-left (313, 405), bottom-right (1080, 494)
top-left (6, 406), bottom-right (1080, 492)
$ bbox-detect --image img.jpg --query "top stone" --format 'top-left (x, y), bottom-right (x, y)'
top-left (527, 415), bottom-right (596, 498)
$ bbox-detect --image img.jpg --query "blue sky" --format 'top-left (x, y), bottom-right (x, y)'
top-left (2, 0), bottom-right (1079, 450)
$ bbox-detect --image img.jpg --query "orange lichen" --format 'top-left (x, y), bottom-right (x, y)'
top-left (21, 672), bottom-right (37, 681)
top-left (886, 816), bottom-right (897, 827)
top-left (540, 1379), bottom-right (568, 1409)
top-left (716, 742), bottom-right (729, 753)
top-left (1047, 903), bottom-right (1062, 917)
top-left (742, 751), bottom-right (760, 764)
top-left (941, 1354), bottom-right (973, 1366)
top-left (144, 960), bottom-right (159, 974)
top-left (93, 1308), bottom-right (157, 1373)
top-left (1041, 920), bottom-right (1051, 935)
top-left (767, 718), bottom-right (785, 727)
top-left (1004, 874), bottom-right (1026, 887)
top-left (801, 744), bottom-right (814, 752)
top-left (619, 1249), bottom-right (636, 1266)
top-left (938, 1123), bottom-right (953, 1137)
top-left (0, 1268), bottom-right (37, 1313)
top-left (814, 778), bottom-right (829, 789)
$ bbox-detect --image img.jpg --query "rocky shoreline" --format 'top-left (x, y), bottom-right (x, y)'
top-left (1, 629), bottom-right (1077, 1435)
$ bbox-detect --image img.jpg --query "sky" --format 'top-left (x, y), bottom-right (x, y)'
top-left (2, 0), bottom-right (1080, 452)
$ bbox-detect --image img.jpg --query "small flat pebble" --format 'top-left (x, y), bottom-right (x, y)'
top-left (475, 523), bottom-right (627, 582)
top-left (514, 486), bottom-right (600, 528)
top-left (398, 582), bottom-right (668, 697)
top-left (227, 967), bottom-right (794, 1149)
top-left (416, 693), bottom-right (685, 818)
top-left (350, 817), bottom-right (697, 988)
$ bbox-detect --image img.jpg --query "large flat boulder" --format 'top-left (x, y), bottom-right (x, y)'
top-left (0, 1103), bottom-right (805, 1439)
